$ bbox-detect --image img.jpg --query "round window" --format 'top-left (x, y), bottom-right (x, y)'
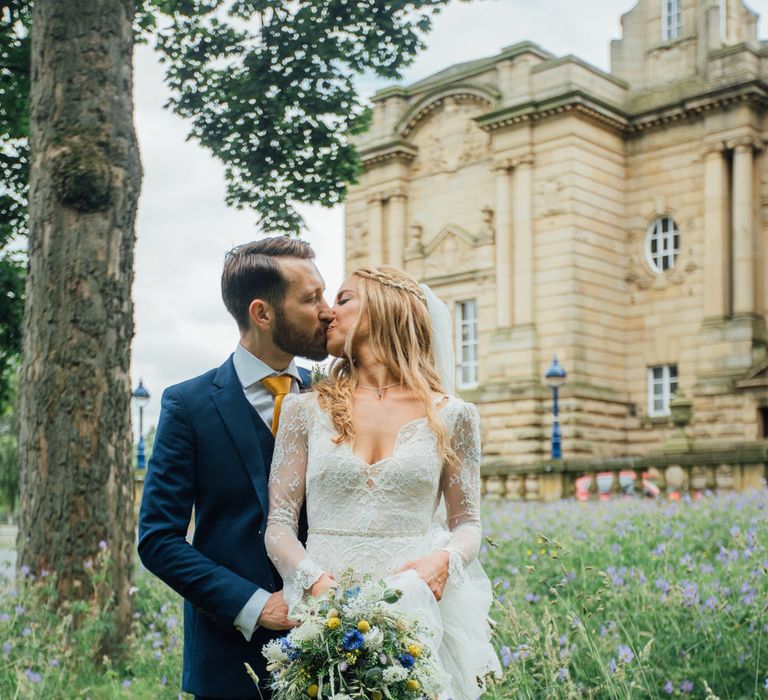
top-left (645, 216), bottom-right (679, 272)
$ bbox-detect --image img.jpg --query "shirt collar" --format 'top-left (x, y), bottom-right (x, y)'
top-left (232, 343), bottom-right (301, 389)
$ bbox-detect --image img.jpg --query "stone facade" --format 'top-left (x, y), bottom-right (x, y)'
top-left (345, 0), bottom-right (768, 467)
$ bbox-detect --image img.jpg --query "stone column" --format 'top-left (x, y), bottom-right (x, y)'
top-left (703, 145), bottom-right (729, 317)
top-left (367, 193), bottom-right (384, 267)
top-left (386, 189), bottom-right (407, 267)
top-left (513, 155), bottom-right (534, 326)
top-left (494, 163), bottom-right (514, 328)
top-left (732, 141), bottom-right (755, 314)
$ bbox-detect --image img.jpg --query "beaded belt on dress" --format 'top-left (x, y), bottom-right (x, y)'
top-left (308, 527), bottom-right (423, 538)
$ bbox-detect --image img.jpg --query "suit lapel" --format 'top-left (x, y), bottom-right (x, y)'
top-left (210, 356), bottom-right (272, 516)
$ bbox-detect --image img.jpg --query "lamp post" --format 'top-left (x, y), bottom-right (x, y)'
top-left (545, 356), bottom-right (567, 460)
top-left (131, 379), bottom-right (150, 469)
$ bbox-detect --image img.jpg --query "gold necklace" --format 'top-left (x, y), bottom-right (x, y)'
top-left (357, 382), bottom-right (400, 400)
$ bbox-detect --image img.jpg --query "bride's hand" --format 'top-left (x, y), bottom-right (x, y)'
top-left (395, 550), bottom-right (450, 601)
top-left (309, 573), bottom-right (336, 597)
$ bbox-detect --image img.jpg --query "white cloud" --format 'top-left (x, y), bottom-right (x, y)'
top-left (131, 0), bottom-right (768, 432)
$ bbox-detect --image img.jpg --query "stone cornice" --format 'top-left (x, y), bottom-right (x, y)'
top-left (630, 80), bottom-right (768, 133)
top-left (358, 140), bottom-right (418, 168)
top-left (475, 90), bottom-right (629, 134)
top-left (474, 80), bottom-right (768, 136)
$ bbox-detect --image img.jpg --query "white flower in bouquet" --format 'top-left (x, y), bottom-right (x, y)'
top-left (329, 695), bottom-right (352, 700)
top-left (382, 666), bottom-right (409, 683)
top-left (262, 639), bottom-right (289, 665)
top-left (341, 597), bottom-right (368, 618)
top-left (288, 618), bottom-right (323, 644)
top-left (363, 626), bottom-right (384, 650)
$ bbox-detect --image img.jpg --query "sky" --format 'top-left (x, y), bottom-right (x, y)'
top-left (131, 0), bottom-right (768, 433)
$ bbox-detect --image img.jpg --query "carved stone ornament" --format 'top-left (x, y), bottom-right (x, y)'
top-left (537, 178), bottom-right (565, 217)
top-left (410, 97), bottom-right (491, 177)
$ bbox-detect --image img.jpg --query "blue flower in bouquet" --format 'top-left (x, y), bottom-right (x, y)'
top-left (280, 636), bottom-right (300, 661)
top-left (342, 629), bottom-right (364, 652)
top-left (398, 652), bottom-right (416, 668)
top-left (344, 586), bottom-right (361, 598)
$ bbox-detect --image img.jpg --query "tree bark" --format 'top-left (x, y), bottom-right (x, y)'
top-left (18, 0), bottom-right (141, 650)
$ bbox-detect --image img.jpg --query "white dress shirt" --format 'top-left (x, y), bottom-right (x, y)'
top-left (231, 343), bottom-right (301, 640)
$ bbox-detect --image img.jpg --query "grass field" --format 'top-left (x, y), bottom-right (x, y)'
top-left (0, 490), bottom-right (766, 698)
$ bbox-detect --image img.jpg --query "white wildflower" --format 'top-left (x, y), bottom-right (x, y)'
top-left (263, 640), bottom-right (289, 664)
top-left (288, 619), bottom-right (323, 644)
top-left (382, 666), bottom-right (409, 683)
top-left (341, 598), bottom-right (368, 618)
top-left (363, 626), bottom-right (384, 650)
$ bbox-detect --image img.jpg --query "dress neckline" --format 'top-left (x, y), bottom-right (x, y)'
top-left (344, 394), bottom-right (452, 469)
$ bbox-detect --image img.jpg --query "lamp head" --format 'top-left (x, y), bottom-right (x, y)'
top-left (132, 379), bottom-right (150, 410)
top-left (545, 356), bottom-right (567, 389)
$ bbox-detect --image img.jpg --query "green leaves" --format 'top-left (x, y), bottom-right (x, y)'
top-left (0, 1), bottom-right (28, 412)
top-left (150, 0), bottom-right (454, 233)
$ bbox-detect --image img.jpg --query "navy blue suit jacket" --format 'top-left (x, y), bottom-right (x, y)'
top-left (138, 356), bottom-right (310, 698)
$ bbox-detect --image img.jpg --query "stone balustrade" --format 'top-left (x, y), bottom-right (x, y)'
top-left (480, 444), bottom-right (768, 501)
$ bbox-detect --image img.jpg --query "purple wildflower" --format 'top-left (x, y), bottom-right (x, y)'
top-left (2, 642), bottom-right (11, 654)
top-left (99, 540), bottom-right (107, 551)
top-left (680, 680), bottom-right (694, 693)
top-left (24, 669), bottom-right (42, 684)
top-left (663, 680), bottom-right (674, 694)
top-left (500, 645), bottom-right (512, 667)
top-left (617, 645), bottom-right (634, 663)
top-left (50, 658), bottom-right (60, 668)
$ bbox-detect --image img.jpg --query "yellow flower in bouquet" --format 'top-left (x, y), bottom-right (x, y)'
top-left (326, 616), bottom-right (341, 630)
top-left (357, 619), bottom-right (371, 633)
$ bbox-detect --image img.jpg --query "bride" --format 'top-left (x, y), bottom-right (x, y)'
top-left (264, 265), bottom-right (501, 699)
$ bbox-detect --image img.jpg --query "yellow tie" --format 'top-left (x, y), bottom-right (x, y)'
top-left (261, 375), bottom-right (293, 436)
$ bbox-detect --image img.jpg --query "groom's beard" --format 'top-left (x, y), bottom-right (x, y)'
top-left (273, 305), bottom-right (328, 362)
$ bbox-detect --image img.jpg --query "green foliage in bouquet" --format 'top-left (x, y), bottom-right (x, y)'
top-left (259, 573), bottom-right (445, 700)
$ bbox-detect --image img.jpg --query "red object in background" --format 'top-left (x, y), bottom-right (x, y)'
top-left (574, 470), bottom-right (661, 501)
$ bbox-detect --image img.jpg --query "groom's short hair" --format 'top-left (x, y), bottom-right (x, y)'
top-left (222, 236), bottom-right (315, 329)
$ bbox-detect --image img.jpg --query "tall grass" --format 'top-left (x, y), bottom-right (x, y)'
top-left (481, 490), bottom-right (767, 699)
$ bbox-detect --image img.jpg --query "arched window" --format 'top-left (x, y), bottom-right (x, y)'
top-left (645, 216), bottom-right (680, 272)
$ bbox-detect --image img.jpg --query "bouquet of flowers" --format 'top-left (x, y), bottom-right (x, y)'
top-left (257, 574), bottom-right (446, 700)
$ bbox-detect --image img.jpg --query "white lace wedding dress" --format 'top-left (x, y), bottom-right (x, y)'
top-left (265, 392), bottom-right (501, 700)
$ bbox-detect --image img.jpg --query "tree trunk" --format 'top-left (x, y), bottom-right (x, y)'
top-left (18, 0), bottom-right (141, 651)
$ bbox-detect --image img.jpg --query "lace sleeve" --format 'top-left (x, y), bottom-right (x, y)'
top-left (439, 401), bottom-right (483, 582)
top-left (265, 393), bottom-right (325, 609)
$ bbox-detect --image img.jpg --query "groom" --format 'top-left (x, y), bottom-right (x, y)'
top-left (138, 237), bottom-right (332, 699)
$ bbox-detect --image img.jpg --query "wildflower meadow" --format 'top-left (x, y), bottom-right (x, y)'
top-left (0, 489), bottom-right (766, 698)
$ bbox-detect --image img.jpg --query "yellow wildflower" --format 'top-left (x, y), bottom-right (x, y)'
top-left (326, 617), bottom-right (341, 630)
top-left (307, 684), bottom-right (319, 697)
top-left (357, 619), bottom-right (371, 633)
top-left (406, 679), bottom-right (420, 691)
top-left (407, 644), bottom-right (421, 657)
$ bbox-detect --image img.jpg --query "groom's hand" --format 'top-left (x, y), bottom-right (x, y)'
top-left (395, 550), bottom-right (450, 600)
top-left (258, 591), bottom-right (298, 631)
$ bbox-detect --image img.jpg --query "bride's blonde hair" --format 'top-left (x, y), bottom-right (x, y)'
top-left (315, 266), bottom-right (455, 466)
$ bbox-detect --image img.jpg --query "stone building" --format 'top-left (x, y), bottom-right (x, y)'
top-left (344, 0), bottom-right (768, 468)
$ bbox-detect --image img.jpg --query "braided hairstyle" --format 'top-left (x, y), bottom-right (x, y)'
top-left (315, 266), bottom-right (456, 467)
